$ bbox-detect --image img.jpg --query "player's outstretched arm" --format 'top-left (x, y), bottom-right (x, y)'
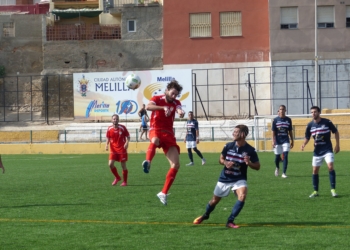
top-left (176, 108), bottom-right (185, 118)
top-left (289, 130), bottom-right (294, 149)
top-left (334, 131), bottom-right (340, 154)
top-left (301, 138), bottom-right (309, 151)
top-left (105, 138), bottom-right (110, 151)
top-left (124, 136), bottom-right (130, 150)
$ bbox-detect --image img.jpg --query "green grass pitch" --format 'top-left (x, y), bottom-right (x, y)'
top-left (0, 152), bottom-right (350, 249)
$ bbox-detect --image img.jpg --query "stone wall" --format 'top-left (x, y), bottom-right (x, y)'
top-left (0, 15), bottom-right (44, 75)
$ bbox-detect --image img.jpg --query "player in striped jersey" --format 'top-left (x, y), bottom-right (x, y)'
top-left (272, 105), bottom-right (294, 178)
top-left (193, 125), bottom-right (260, 229)
top-left (301, 106), bottom-right (340, 198)
top-left (184, 111), bottom-right (205, 166)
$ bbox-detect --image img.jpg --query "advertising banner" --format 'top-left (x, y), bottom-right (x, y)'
top-left (73, 69), bottom-right (192, 120)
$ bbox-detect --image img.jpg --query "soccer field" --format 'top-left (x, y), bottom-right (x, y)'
top-left (0, 152), bottom-right (350, 249)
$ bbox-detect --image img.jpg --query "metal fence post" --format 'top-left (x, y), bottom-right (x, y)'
top-left (211, 127), bottom-right (214, 141)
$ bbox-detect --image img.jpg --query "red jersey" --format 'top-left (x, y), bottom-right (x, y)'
top-left (106, 124), bottom-right (130, 153)
top-left (149, 95), bottom-right (182, 134)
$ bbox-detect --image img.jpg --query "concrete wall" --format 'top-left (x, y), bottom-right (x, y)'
top-left (0, 6), bottom-right (162, 76)
top-left (43, 6), bottom-right (162, 74)
top-left (269, 0), bottom-right (350, 61)
top-left (0, 14), bottom-right (44, 75)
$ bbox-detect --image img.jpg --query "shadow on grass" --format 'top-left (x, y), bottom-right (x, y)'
top-left (0, 203), bottom-right (91, 209)
top-left (191, 221), bottom-right (348, 229)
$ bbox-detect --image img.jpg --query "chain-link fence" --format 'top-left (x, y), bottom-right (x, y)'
top-left (1, 63), bottom-right (350, 123)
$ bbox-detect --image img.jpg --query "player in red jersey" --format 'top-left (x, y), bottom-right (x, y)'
top-left (142, 80), bottom-right (186, 205)
top-left (106, 114), bottom-right (130, 186)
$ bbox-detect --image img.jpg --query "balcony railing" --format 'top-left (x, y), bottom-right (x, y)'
top-left (46, 24), bottom-right (121, 41)
top-left (108, 0), bottom-right (160, 8)
top-left (52, 0), bottom-right (98, 2)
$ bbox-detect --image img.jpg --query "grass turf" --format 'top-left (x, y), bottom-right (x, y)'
top-left (0, 152), bottom-right (350, 249)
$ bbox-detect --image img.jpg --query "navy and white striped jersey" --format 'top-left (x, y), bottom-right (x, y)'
top-left (272, 116), bottom-right (293, 144)
top-left (218, 141), bottom-right (259, 183)
top-left (185, 119), bottom-right (199, 142)
top-left (305, 118), bottom-right (338, 156)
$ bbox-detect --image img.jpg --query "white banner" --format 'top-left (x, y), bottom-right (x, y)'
top-left (73, 69), bottom-right (192, 120)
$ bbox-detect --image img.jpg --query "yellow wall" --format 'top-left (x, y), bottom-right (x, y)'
top-left (1, 139), bottom-right (347, 154)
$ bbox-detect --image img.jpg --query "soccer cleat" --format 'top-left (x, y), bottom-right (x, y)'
top-left (112, 177), bottom-right (121, 186)
top-left (275, 168), bottom-right (279, 177)
top-left (120, 182), bottom-right (127, 187)
top-left (282, 173), bottom-right (287, 178)
top-left (309, 191), bottom-right (319, 198)
top-left (331, 189), bottom-right (338, 197)
top-left (202, 158), bottom-right (206, 165)
top-left (186, 162), bottom-right (194, 166)
top-left (157, 192), bottom-right (168, 205)
top-left (193, 215), bottom-right (209, 224)
top-left (226, 222), bottom-right (240, 229)
top-left (142, 160), bottom-right (151, 173)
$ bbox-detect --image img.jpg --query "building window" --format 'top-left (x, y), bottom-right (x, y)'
top-left (190, 13), bottom-right (211, 38)
top-left (0, 0), bottom-right (15, 5)
top-left (220, 12), bottom-right (242, 36)
top-left (280, 7), bottom-right (298, 29)
top-left (127, 20), bottom-right (136, 32)
top-left (3, 22), bottom-right (15, 37)
top-left (346, 6), bottom-right (350, 27)
top-left (317, 6), bottom-right (334, 28)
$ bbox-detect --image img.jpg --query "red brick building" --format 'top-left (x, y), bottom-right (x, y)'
top-left (163, 0), bottom-right (270, 66)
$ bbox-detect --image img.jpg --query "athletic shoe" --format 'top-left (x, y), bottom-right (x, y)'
top-left (331, 189), bottom-right (338, 197)
top-left (275, 168), bottom-right (279, 177)
top-left (186, 162), bottom-right (194, 166)
top-left (309, 191), bottom-right (319, 198)
top-left (142, 160), bottom-right (151, 173)
top-left (202, 158), bottom-right (206, 165)
top-left (157, 192), bottom-right (168, 205)
top-left (120, 182), bottom-right (127, 186)
top-left (112, 177), bottom-right (121, 186)
top-left (282, 173), bottom-right (287, 178)
top-left (226, 222), bottom-right (240, 229)
top-left (193, 215), bottom-right (209, 224)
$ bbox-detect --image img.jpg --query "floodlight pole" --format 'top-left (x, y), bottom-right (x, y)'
top-left (315, 0), bottom-right (318, 106)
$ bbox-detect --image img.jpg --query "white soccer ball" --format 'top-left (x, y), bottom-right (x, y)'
top-left (125, 74), bottom-right (141, 90)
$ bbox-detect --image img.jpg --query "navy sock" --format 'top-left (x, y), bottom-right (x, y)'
top-left (227, 200), bottom-right (245, 222)
top-left (204, 203), bottom-right (216, 217)
top-left (329, 170), bottom-right (336, 189)
top-left (283, 152), bottom-right (289, 173)
top-left (187, 148), bottom-right (193, 162)
top-left (312, 174), bottom-right (319, 191)
top-left (193, 147), bottom-right (203, 159)
top-left (274, 155), bottom-right (280, 168)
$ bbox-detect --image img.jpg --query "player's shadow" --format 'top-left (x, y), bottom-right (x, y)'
top-left (195, 221), bottom-right (344, 229)
top-left (0, 203), bottom-right (91, 209)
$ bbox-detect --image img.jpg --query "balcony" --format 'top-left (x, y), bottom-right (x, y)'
top-left (46, 24), bottom-right (121, 41)
top-left (52, 0), bottom-right (99, 8)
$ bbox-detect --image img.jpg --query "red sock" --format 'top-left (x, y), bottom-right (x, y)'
top-left (162, 168), bottom-right (178, 194)
top-left (111, 167), bottom-right (121, 179)
top-left (122, 169), bottom-right (128, 183)
top-left (146, 143), bottom-right (157, 162)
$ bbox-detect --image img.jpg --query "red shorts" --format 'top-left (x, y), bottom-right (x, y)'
top-left (149, 130), bottom-right (180, 155)
top-left (109, 152), bottom-right (128, 162)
